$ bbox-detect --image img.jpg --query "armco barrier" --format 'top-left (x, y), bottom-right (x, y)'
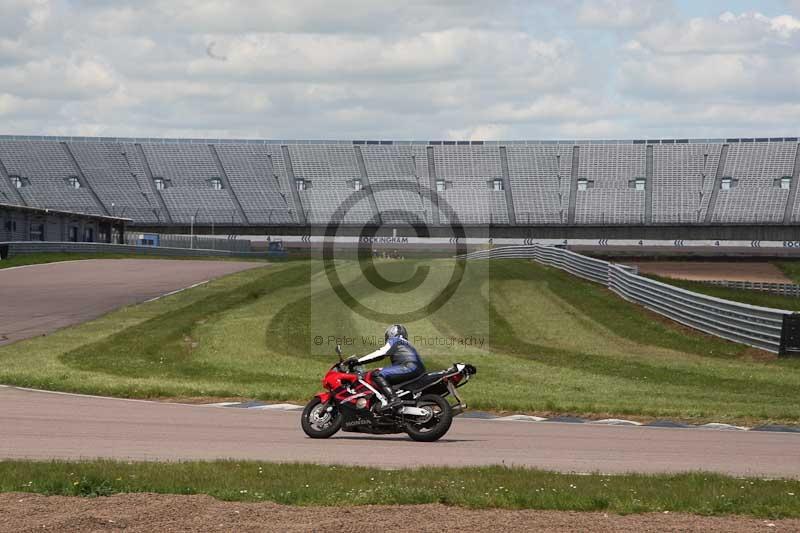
top-left (1, 241), bottom-right (265, 259)
top-left (463, 245), bottom-right (791, 353)
top-left (608, 265), bottom-right (786, 353)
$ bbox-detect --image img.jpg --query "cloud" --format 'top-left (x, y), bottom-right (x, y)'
top-left (0, 56), bottom-right (119, 100)
top-left (619, 12), bottom-right (800, 102)
top-left (575, 0), bottom-right (674, 29)
top-left (0, 1), bottom-right (797, 139)
top-left (635, 11), bottom-right (800, 53)
top-left (446, 123), bottom-right (509, 141)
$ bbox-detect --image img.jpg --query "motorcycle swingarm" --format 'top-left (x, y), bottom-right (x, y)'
top-left (398, 405), bottom-right (430, 417)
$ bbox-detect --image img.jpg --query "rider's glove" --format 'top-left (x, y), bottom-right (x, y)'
top-left (345, 356), bottom-right (360, 369)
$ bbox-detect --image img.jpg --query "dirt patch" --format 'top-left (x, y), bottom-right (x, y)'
top-left (1, 493), bottom-right (797, 532)
top-left (630, 262), bottom-right (792, 283)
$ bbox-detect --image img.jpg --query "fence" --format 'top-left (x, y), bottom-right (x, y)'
top-left (124, 234), bottom-right (252, 253)
top-left (462, 245), bottom-right (792, 353)
top-left (702, 280), bottom-right (800, 298)
top-left (0, 241), bottom-right (265, 259)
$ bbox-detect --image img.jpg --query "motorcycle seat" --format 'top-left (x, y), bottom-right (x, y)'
top-left (393, 370), bottom-right (449, 392)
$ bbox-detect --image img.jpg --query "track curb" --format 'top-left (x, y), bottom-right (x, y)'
top-left (3, 385), bottom-right (798, 433)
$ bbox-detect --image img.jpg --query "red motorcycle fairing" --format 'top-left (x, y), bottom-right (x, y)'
top-left (322, 369), bottom-right (358, 391)
top-left (315, 391), bottom-right (331, 403)
top-left (333, 372), bottom-right (378, 408)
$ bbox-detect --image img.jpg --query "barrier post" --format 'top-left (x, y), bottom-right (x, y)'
top-left (779, 313), bottom-right (800, 357)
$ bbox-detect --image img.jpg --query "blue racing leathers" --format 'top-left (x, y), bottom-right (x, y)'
top-left (357, 335), bottom-right (426, 384)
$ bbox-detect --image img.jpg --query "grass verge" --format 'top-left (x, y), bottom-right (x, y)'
top-left (2, 259), bottom-right (799, 424)
top-left (646, 275), bottom-right (800, 312)
top-left (1, 460), bottom-right (798, 517)
top-left (0, 252), bottom-right (271, 270)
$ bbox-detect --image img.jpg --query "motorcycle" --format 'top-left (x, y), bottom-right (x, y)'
top-left (301, 345), bottom-right (477, 442)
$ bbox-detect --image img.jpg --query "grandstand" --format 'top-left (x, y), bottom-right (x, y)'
top-left (1, 136), bottom-right (798, 235)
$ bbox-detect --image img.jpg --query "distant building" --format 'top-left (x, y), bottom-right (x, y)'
top-left (0, 203), bottom-right (127, 244)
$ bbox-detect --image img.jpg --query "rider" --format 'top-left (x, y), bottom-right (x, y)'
top-left (351, 324), bottom-right (425, 410)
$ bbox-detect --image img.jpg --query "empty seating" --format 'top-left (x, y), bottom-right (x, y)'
top-left (712, 142), bottom-right (795, 224)
top-left (140, 143), bottom-right (244, 224)
top-left (288, 144), bottom-right (373, 224)
top-left (68, 142), bottom-right (160, 223)
top-left (214, 144), bottom-right (294, 224)
top-left (0, 137), bottom-right (796, 227)
top-left (433, 145), bottom-right (509, 224)
top-left (506, 144), bottom-right (572, 224)
top-left (0, 141), bottom-right (104, 214)
top-left (575, 143), bottom-right (646, 224)
top-left (652, 143), bottom-right (721, 223)
top-left (360, 145), bottom-right (427, 224)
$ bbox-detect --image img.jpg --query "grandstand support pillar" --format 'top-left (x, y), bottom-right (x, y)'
top-left (567, 145), bottom-right (580, 225)
top-left (704, 143), bottom-right (729, 223)
top-left (134, 143), bottom-right (174, 224)
top-left (209, 144), bottom-right (250, 225)
top-left (783, 143), bottom-right (800, 224)
top-left (61, 142), bottom-right (110, 216)
top-left (645, 144), bottom-right (654, 224)
top-left (353, 145), bottom-right (382, 225)
top-left (281, 145), bottom-right (307, 225)
top-left (264, 152), bottom-right (295, 223)
top-left (0, 153), bottom-right (27, 206)
top-left (426, 146), bottom-right (441, 226)
top-left (498, 146), bottom-right (517, 225)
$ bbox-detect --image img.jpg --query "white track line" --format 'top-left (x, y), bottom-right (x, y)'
top-left (143, 280), bottom-right (210, 303)
top-left (0, 384), bottom-right (200, 406)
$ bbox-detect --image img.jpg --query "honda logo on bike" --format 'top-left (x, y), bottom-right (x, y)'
top-left (345, 418), bottom-right (371, 427)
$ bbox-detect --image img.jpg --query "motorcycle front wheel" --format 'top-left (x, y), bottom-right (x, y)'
top-left (301, 397), bottom-right (342, 438)
top-left (405, 394), bottom-right (453, 442)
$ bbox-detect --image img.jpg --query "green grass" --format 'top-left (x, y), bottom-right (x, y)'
top-left (1, 460), bottom-right (798, 517)
top-left (646, 275), bottom-right (800, 311)
top-left (0, 252), bottom-right (272, 270)
top-left (778, 262), bottom-right (800, 284)
top-left (1, 258), bottom-right (799, 424)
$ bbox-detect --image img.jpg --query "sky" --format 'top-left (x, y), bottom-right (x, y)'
top-left (1, 0), bottom-right (799, 140)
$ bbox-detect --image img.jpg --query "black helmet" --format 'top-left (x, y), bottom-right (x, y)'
top-left (384, 324), bottom-right (408, 342)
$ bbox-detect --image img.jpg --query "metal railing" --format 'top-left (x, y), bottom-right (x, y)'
top-left (124, 234), bottom-right (252, 253)
top-left (462, 245), bottom-right (791, 353)
top-left (702, 279), bottom-right (800, 298)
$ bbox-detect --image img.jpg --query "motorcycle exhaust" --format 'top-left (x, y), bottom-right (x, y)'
top-left (446, 381), bottom-right (467, 416)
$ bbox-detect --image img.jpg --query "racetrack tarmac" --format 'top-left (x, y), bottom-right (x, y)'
top-left (0, 259), bottom-right (265, 345)
top-left (2, 386), bottom-right (798, 478)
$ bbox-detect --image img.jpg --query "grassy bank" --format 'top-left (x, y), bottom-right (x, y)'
top-left (1, 259), bottom-right (799, 424)
top-left (0, 252), bottom-right (271, 270)
top-left (646, 275), bottom-right (800, 311)
top-left (1, 460), bottom-right (798, 517)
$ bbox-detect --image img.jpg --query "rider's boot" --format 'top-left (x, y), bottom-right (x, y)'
top-left (373, 375), bottom-right (402, 411)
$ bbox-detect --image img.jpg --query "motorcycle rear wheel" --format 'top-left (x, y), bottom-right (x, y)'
top-left (301, 398), bottom-right (342, 438)
top-left (405, 394), bottom-right (453, 442)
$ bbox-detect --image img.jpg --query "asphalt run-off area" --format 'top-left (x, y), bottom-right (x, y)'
top-left (0, 259), bottom-right (265, 345)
